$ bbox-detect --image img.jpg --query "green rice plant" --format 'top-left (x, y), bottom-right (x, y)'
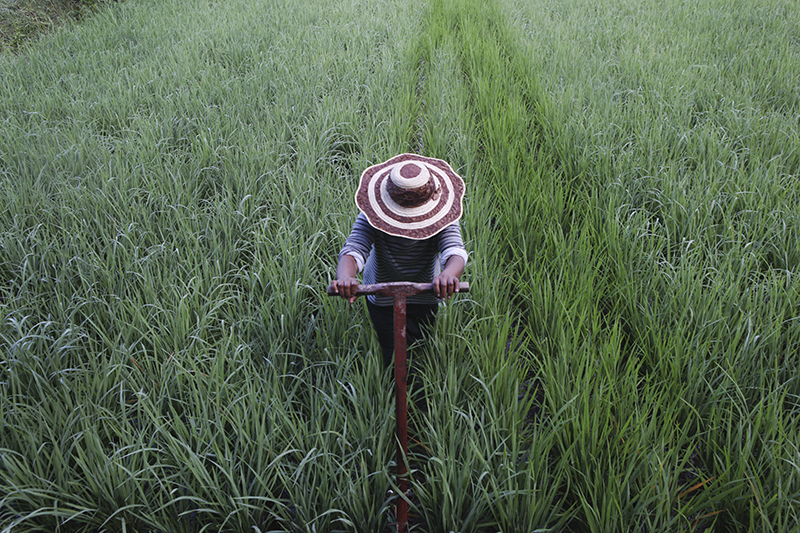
top-left (407, 2), bottom-right (580, 530)
top-left (3, 0), bottom-right (800, 529)
top-left (409, 307), bottom-right (572, 532)
top-left (1, 0), bottom-right (432, 529)
top-left (498, 0), bottom-right (800, 528)
top-left (415, 0), bottom-right (800, 530)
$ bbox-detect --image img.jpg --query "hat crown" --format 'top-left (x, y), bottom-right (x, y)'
top-left (388, 163), bottom-right (437, 208)
top-left (393, 163), bottom-right (428, 188)
top-left (355, 153), bottom-right (464, 240)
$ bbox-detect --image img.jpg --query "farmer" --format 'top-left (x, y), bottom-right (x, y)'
top-left (332, 153), bottom-right (468, 368)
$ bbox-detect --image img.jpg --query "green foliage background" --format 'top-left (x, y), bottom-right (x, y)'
top-left (1, 0), bottom-right (799, 530)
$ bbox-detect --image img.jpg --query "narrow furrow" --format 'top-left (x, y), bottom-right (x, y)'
top-left (406, 0), bottom-right (583, 529)
top-left (420, 0), bottom-right (587, 315)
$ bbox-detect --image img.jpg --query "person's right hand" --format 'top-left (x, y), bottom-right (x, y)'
top-left (331, 278), bottom-right (359, 304)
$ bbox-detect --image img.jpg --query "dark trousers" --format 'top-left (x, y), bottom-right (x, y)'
top-left (366, 301), bottom-right (438, 369)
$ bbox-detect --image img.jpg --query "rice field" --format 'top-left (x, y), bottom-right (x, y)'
top-left (1, 0), bottom-right (798, 530)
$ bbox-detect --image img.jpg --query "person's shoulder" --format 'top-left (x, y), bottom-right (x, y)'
top-left (439, 221), bottom-right (463, 236)
top-left (352, 212), bottom-right (375, 231)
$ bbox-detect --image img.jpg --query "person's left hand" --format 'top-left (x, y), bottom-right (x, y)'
top-left (433, 273), bottom-right (460, 300)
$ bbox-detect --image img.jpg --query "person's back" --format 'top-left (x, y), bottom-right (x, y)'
top-left (331, 154), bottom-right (467, 366)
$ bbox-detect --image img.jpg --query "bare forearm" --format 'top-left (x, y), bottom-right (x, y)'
top-left (441, 255), bottom-right (465, 279)
top-left (336, 254), bottom-right (358, 281)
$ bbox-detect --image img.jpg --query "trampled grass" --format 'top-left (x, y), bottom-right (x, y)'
top-left (2, 0), bottom-right (799, 530)
top-left (0, 0), bottom-right (91, 53)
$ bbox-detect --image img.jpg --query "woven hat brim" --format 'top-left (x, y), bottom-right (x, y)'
top-left (355, 154), bottom-right (464, 240)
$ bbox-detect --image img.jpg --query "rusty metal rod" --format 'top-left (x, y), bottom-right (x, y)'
top-left (327, 280), bottom-right (468, 532)
top-left (392, 292), bottom-right (409, 532)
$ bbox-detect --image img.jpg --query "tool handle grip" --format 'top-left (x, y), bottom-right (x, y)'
top-left (326, 281), bottom-right (469, 298)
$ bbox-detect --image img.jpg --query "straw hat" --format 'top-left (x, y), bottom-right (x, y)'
top-left (355, 153), bottom-right (465, 240)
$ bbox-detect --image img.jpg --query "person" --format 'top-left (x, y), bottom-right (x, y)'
top-left (331, 153), bottom-right (468, 368)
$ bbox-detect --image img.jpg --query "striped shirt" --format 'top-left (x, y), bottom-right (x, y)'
top-left (339, 213), bottom-right (468, 306)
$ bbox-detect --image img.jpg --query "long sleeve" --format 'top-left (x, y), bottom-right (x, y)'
top-left (338, 213), bottom-right (467, 306)
top-left (339, 213), bottom-right (376, 272)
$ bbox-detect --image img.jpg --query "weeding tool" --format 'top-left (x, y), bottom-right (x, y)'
top-left (327, 281), bottom-right (469, 533)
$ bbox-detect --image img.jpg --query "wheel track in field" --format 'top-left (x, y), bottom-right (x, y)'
top-left (416, 0), bottom-right (588, 334)
top-left (406, 0), bottom-right (583, 528)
